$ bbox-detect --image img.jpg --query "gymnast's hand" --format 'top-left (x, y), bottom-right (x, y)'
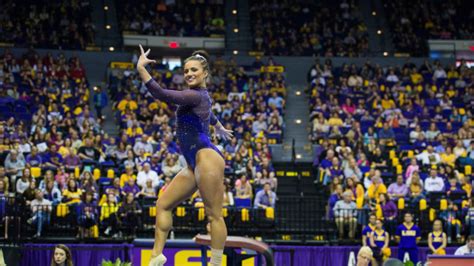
top-left (214, 123), bottom-right (234, 141)
top-left (137, 44), bottom-right (156, 70)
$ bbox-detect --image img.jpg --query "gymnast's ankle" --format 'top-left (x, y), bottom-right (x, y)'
top-left (210, 248), bottom-right (223, 266)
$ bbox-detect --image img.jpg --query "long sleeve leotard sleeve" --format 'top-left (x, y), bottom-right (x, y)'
top-left (210, 112), bottom-right (218, 126)
top-left (145, 78), bottom-right (202, 106)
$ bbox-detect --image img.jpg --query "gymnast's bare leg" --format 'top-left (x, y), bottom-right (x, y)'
top-left (195, 148), bottom-right (227, 266)
top-left (149, 167), bottom-right (197, 265)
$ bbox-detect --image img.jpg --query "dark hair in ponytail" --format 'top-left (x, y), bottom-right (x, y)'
top-left (184, 50), bottom-right (211, 82)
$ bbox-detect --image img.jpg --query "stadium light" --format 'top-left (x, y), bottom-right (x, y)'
top-left (109, 46), bottom-right (115, 52)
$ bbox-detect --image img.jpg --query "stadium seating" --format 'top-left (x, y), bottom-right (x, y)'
top-left (250, 0), bottom-right (369, 56)
top-left (117, 0), bottom-right (225, 37)
top-left (0, 0), bottom-right (95, 49)
top-left (383, 0), bottom-right (474, 56)
top-left (309, 59), bottom-right (473, 241)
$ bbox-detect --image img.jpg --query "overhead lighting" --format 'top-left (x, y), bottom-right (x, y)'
top-left (372, 11), bottom-right (376, 16)
top-left (295, 91), bottom-right (301, 96)
top-left (233, 50), bottom-right (238, 55)
top-left (233, 28), bottom-right (239, 33)
top-left (383, 51), bottom-right (388, 56)
top-left (232, 9), bottom-right (237, 15)
top-left (296, 154), bottom-right (302, 159)
top-left (104, 5), bottom-right (109, 10)
top-left (377, 30), bottom-right (382, 35)
top-left (109, 46), bottom-right (115, 52)
top-left (295, 119), bottom-right (302, 124)
top-left (106, 25), bottom-right (111, 30)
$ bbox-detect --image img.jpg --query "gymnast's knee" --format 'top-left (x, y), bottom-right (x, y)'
top-left (156, 199), bottom-right (172, 212)
top-left (206, 207), bottom-right (223, 223)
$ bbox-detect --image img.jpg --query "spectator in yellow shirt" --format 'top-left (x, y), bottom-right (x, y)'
top-left (100, 193), bottom-right (119, 236)
top-left (381, 94), bottom-right (396, 110)
top-left (368, 176), bottom-right (387, 202)
top-left (440, 146), bottom-right (456, 167)
top-left (327, 113), bottom-right (343, 127)
top-left (120, 165), bottom-right (137, 187)
top-left (410, 68), bottom-right (423, 85)
top-left (447, 66), bottom-right (459, 79)
top-left (62, 179), bottom-right (83, 205)
top-left (460, 176), bottom-right (472, 198)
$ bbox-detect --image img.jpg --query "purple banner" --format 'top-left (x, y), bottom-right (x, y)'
top-left (19, 243), bottom-right (464, 266)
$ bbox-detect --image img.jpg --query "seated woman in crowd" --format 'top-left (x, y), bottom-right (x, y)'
top-left (408, 172), bottom-right (424, 208)
top-left (137, 179), bottom-right (157, 198)
top-left (234, 174), bottom-right (253, 199)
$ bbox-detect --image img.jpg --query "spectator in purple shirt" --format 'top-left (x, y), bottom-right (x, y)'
top-left (63, 148), bottom-right (82, 171)
top-left (328, 184), bottom-right (343, 219)
top-left (378, 122), bottom-right (396, 145)
top-left (324, 157), bottom-right (344, 185)
top-left (26, 146), bottom-right (43, 168)
top-left (387, 175), bottom-right (409, 200)
top-left (122, 178), bottom-right (141, 198)
top-left (379, 193), bottom-right (398, 236)
top-left (149, 153), bottom-right (163, 175)
top-left (42, 144), bottom-right (63, 170)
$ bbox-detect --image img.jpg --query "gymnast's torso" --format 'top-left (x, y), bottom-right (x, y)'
top-left (145, 79), bottom-right (222, 169)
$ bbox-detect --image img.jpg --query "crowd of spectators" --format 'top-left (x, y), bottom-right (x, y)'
top-left (0, 0), bottom-right (96, 50)
top-left (250, 0), bottom-right (369, 57)
top-left (308, 58), bottom-right (474, 242)
top-left (383, 0), bottom-right (474, 56)
top-left (118, 0), bottom-right (225, 37)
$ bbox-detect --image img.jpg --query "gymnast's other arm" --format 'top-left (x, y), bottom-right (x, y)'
top-left (210, 112), bottom-right (233, 141)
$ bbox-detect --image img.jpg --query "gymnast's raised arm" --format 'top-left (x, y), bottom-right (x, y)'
top-left (136, 44), bottom-right (201, 106)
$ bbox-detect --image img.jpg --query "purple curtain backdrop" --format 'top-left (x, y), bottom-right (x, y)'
top-left (271, 245), bottom-right (459, 266)
top-left (20, 243), bottom-right (133, 266)
top-left (19, 243), bottom-right (462, 266)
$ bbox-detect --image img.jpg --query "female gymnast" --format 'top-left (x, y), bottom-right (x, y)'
top-left (137, 45), bottom-right (233, 266)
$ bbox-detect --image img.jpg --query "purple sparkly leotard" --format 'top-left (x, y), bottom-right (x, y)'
top-left (145, 78), bottom-right (223, 169)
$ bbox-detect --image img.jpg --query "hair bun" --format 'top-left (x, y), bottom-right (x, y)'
top-left (192, 50), bottom-right (210, 62)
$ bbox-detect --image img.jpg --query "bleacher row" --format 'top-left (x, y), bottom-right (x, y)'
top-left (0, 196), bottom-right (275, 239)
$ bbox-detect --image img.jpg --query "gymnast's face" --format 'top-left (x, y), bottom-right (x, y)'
top-left (184, 60), bottom-right (207, 88)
